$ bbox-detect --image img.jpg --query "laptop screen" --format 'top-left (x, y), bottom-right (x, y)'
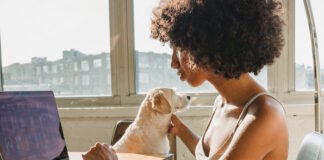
top-left (0, 91), bottom-right (68, 160)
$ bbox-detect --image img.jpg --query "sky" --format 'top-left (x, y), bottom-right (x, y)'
top-left (0, 0), bottom-right (323, 67)
top-left (0, 0), bottom-right (111, 66)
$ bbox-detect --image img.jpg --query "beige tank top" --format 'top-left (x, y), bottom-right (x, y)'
top-left (195, 92), bottom-right (284, 160)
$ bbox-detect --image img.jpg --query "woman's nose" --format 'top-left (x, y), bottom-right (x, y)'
top-left (171, 48), bottom-right (180, 69)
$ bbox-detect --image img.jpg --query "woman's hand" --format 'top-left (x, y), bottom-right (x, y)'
top-left (168, 114), bottom-right (185, 136)
top-left (82, 143), bottom-right (118, 160)
top-left (168, 114), bottom-right (200, 155)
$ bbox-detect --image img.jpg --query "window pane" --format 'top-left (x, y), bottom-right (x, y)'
top-left (0, 0), bottom-right (111, 96)
top-left (295, 0), bottom-right (324, 91)
top-left (133, 0), bottom-right (267, 93)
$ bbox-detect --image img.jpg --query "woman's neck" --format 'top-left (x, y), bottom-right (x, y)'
top-left (207, 73), bottom-right (265, 107)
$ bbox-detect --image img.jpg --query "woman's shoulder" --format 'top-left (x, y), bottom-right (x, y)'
top-left (245, 94), bottom-right (288, 143)
top-left (220, 95), bottom-right (288, 159)
top-left (249, 94), bottom-right (286, 121)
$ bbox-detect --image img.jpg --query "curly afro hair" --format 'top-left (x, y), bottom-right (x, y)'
top-left (151, 0), bottom-right (284, 79)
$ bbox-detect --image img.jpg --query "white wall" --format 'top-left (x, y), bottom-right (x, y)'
top-left (59, 104), bottom-right (314, 160)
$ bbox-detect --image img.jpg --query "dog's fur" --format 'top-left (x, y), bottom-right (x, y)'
top-left (112, 88), bottom-right (190, 154)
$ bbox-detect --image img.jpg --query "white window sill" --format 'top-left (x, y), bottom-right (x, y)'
top-left (58, 104), bottom-right (314, 118)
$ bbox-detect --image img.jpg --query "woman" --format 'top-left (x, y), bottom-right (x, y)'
top-left (83, 0), bottom-right (288, 159)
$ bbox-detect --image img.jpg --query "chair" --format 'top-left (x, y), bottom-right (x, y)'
top-left (111, 120), bottom-right (177, 160)
top-left (296, 132), bottom-right (324, 160)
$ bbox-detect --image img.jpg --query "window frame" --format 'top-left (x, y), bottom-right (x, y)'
top-left (0, 0), bottom-right (320, 107)
top-left (283, 0), bottom-right (321, 105)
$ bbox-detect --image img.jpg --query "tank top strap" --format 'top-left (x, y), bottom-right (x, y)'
top-left (264, 93), bottom-right (286, 113)
top-left (201, 96), bottom-right (221, 138)
top-left (232, 92), bottom-right (280, 134)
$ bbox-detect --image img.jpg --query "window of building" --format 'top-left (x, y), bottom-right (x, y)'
top-left (133, 0), bottom-right (267, 93)
top-left (81, 61), bottom-right (89, 71)
top-left (94, 59), bottom-right (102, 68)
top-left (0, 0), bottom-right (111, 96)
top-left (295, 0), bottom-right (324, 91)
top-left (60, 77), bottom-right (64, 84)
top-left (82, 75), bottom-right (90, 86)
top-left (53, 78), bottom-right (58, 85)
top-left (59, 64), bottom-right (64, 72)
top-left (36, 67), bottom-right (41, 75)
top-left (74, 77), bottom-right (79, 85)
top-left (52, 64), bottom-right (57, 73)
top-left (43, 65), bottom-right (48, 73)
top-left (74, 62), bottom-right (78, 72)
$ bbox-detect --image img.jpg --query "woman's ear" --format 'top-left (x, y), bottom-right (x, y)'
top-left (151, 91), bottom-right (171, 114)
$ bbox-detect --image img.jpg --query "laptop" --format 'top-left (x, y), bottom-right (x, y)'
top-left (0, 91), bottom-right (69, 160)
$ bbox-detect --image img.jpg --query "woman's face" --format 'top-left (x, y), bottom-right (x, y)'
top-left (171, 48), bottom-right (208, 87)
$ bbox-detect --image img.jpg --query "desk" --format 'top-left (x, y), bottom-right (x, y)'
top-left (68, 152), bottom-right (174, 160)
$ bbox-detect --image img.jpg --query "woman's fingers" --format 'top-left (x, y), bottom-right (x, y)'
top-left (82, 146), bottom-right (98, 160)
top-left (95, 143), bottom-right (109, 160)
top-left (169, 114), bottom-right (184, 136)
top-left (103, 143), bottom-right (109, 149)
top-left (82, 142), bottom-right (118, 160)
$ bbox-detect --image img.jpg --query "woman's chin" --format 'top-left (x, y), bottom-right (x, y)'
top-left (179, 75), bottom-right (204, 87)
top-left (187, 79), bottom-right (204, 87)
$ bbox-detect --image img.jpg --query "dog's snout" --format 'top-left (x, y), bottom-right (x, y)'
top-left (186, 96), bottom-right (191, 100)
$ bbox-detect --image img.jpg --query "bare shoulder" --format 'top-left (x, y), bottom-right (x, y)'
top-left (249, 95), bottom-right (287, 129)
top-left (219, 95), bottom-right (288, 160)
top-left (245, 95), bottom-right (289, 158)
top-left (247, 95), bottom-right (288, 140)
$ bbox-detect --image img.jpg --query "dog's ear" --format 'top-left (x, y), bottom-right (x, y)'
top-left (152, 91), bottom-right (171, 114)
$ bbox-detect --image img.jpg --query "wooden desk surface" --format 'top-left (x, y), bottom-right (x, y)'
top-left (68, 152), bottom-right (174, 160)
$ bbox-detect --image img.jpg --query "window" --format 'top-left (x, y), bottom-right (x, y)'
top-left (81, 61), bottom-right (89, 71)
top-left (295, 0), bottom-right (324, 90)
top-left (0, 0), bottom-right (111, 96)
top-left (59, 64), bottom-right (64, 72)
top-left (94, 59), bottom-right (102, 68)
top-left (74, 62), bottom-right (78, 72)
top-left (52, 64), bottom-right (58, 73)
top-left (133, 0), bottom-right (267, 93)
top-left (43, 65), bottom-right (48, 74)
top-left (60, 77), bottom-right (64, 84)
top-left (53, 78), bottom-right (58, 85)
top-left (36, 67), bottom-right (41, 75)
top-left (82, 75), bottom-right (90, 86)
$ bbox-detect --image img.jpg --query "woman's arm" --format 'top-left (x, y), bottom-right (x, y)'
top-left (169, 114), bottom-right (200, 155)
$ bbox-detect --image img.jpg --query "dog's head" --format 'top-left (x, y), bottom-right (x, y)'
top-left (148, 88), bottom-right (190, 114)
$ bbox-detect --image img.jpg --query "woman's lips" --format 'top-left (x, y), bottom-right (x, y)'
top-left (177, 71), bottom-right (185, 80)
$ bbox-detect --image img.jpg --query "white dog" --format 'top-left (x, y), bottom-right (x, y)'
top-left (113, 88), bottom-right (190, 154)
